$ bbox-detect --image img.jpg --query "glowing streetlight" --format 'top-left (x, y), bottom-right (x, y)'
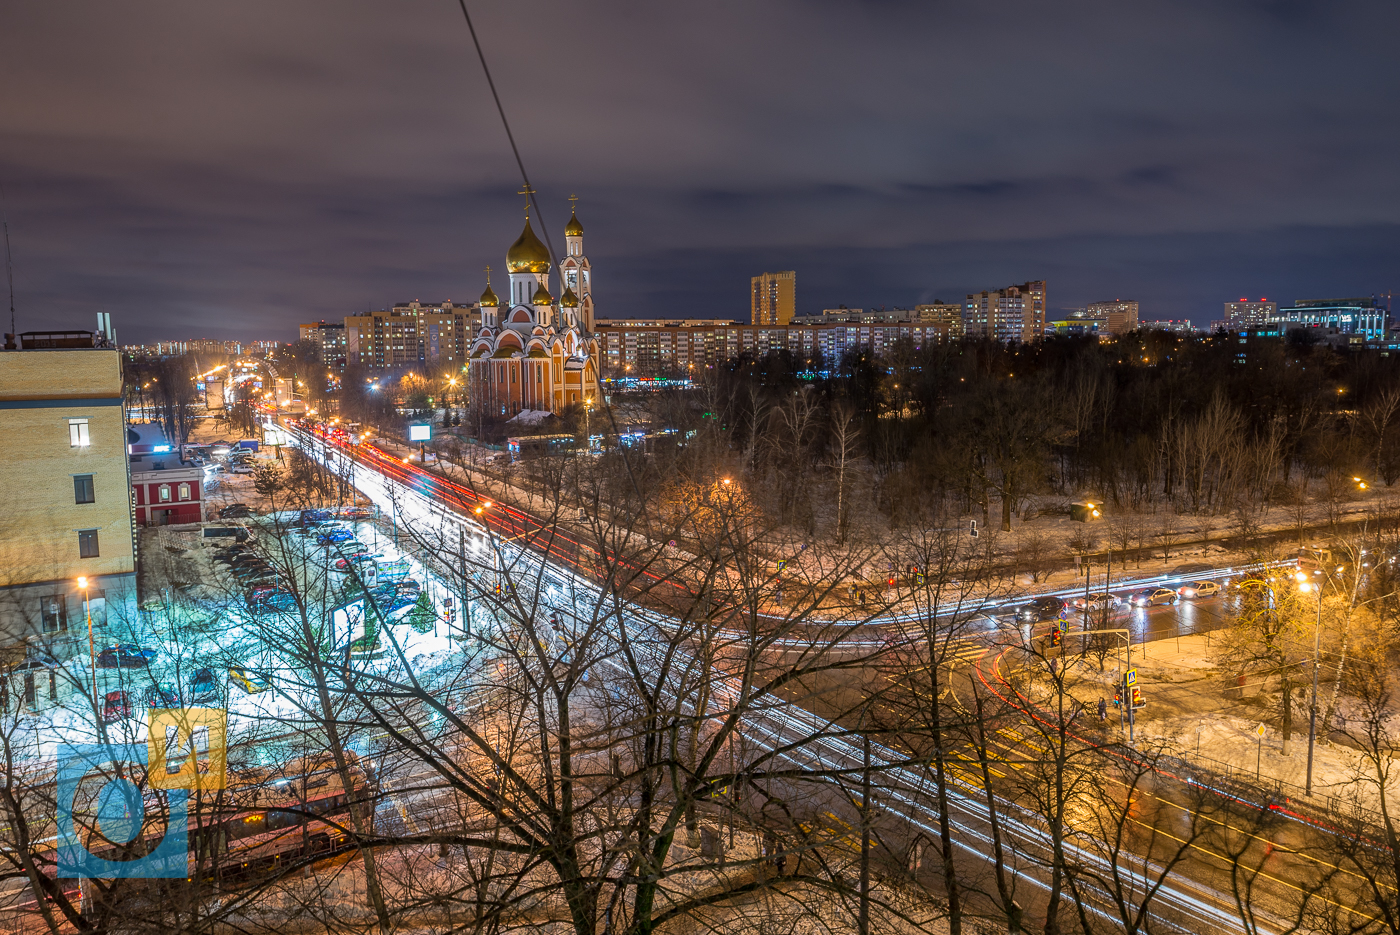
top-left (77, 577), bottom-right (97, 707)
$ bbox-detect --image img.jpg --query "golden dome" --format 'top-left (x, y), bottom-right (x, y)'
top-left (507, 220), bottom-right (551, 273)
top-left (479, 283), bottom-right (500, 306)
top-left (532, 282), bottom-right (554, 305)
top-left (560, 286), bottom-right (579, 308)
top-left (564, 210), bottom-right (584, 238)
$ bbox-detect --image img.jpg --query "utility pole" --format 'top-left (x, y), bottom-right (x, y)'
top-left (459, 525), bottom-right (471, 639)
top-left (1306, 582), bottom-right (1323, 796)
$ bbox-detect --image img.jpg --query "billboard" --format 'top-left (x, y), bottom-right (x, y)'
top-left (205, 380), bottom-right (225, 411)
top-left (408, 424), bottom-right (431, 442)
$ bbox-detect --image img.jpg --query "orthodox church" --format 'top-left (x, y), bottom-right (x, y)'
top-left (468, 199), bottom-right (601, 417)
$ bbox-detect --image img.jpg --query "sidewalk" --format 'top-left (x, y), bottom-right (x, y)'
top-left (1062, 631), bottom-right (1389, 816)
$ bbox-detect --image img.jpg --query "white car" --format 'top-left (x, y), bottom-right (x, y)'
top-left (1178, 580), bottom-right (1220, 599)
top-left (230, 464), bottom-right (255, 475)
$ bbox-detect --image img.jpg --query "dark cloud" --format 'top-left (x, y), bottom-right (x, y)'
top-left (1, 0), bottom-right (1398, 341)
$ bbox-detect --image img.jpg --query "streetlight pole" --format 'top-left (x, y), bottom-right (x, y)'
top-left (1305, 578), bottom-right (1323, 796)
top-left (77, 577), bottom-right (96, 708)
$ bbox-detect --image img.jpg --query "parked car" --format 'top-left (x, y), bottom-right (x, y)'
top-left (96, 645), bottom-right (158, 668)
top-left (143, 685), bottom-right (180, 709)
top-left (230, 464), bottom-right (255, 475)
top-left (13, 653), bottom-right (61, 672)
top-left (1130, 587), bottom-right (1178, 607)
top-left (228, 666), bottom-right (271, 694)
top-left (299, 509), bottom-right (333, 527)
top-left (189, 667), bottom-right (220, 703)
top-left (337, 506), bottom-right (375, 520)
top-left (214, 545), bottom-right (253, 560)
top-left (1178, 580), bottom-right (1221, 599)
top-left (316, 528), bottom-right (356, 545)
top-left (102, 690), bottom-right (134, 723)
top-left (247, 584), bottom-right (294, 603)
top-left (333, 553), bottom-right (376, 572)
top-left (1071, 592), bottom-right (1120, 611)
top-left (1016, 597), bottom-right (1067, 621)
top-left (219, 504), bottom-right (253, 519)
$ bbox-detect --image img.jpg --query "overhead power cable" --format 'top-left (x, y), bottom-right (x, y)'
top-left (454, 0), bottom-right (560, 269)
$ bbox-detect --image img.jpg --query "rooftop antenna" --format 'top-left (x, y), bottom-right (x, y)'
top-left (1, 183), bottom-right (13, 340)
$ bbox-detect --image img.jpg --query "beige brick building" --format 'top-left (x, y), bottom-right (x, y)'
top-left (0, 346), bottom-right (135, 688)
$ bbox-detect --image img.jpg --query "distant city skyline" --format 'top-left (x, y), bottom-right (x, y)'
top-left (3, 3), bottom-right (1399, 344)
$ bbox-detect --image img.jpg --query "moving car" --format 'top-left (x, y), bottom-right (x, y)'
top-left (143, 685), bottom-right (180, 709)
top-left (96, 645), bottom-right (158, 668)
top-left (102, 690), bottom-right (134, 723)
top-left (228, 666), bottom-right (272, 694)
top-left (189, 667), bottom-right (220, 703)
top-left (1016, 597), bottom-right (1067, 622)
top-left (1129, 587), bottom-right (1178, 607)
top-left (1071, 592), bottom-right (1120, 611)
top-left (1178, 580), bottom-right (1221, 599)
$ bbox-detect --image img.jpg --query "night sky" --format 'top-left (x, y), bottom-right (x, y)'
top-left (2, 1), bottom-right (1399, 344)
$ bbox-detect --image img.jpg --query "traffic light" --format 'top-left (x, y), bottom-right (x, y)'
top-left (1051, 625), bottom-right (1063, 647)
top-left (1131, 687), bottom-right (1145, 709)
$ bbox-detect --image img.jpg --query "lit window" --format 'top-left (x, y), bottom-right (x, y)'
top-left (78, 529), bottom-right (99, 559)
top-left (158, 484), bottom-right (172, 502)
top-left (69, 419), bottom-right (90, 448)
top-left (177, 483), bottom-right (191, 501)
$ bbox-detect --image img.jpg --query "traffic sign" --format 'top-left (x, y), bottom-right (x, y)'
top-left (1256, 723), bottom-right (1266, 738)
top-left (1125, 668), bottom-right (1137, 687)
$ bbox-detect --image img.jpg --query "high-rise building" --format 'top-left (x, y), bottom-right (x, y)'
top-left (299, 321), bottom-right (348, 371)
top-left (751, 271), bottom-right (796, 326)
top-left (1086, 299), bottom-right (1139, 335)
top-left (344, 301), bottom-right (478, 372)
top-left (1223, 298), bottom-right (1277, 330)
top-left (0, 336), bottom-right (136, 697)
top-left (963, 281), bottom-right (1046, 342)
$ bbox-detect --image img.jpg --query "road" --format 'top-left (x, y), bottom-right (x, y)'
top-left (285, 421), bottom-right (1347, 934)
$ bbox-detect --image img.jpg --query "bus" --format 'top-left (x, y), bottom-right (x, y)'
top-left (507, 434), bottom-right (577, 462)
top-left (72, 752), bottom-right (377, 915)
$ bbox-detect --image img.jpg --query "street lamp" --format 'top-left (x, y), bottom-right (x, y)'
top-left (1297, 571), bottom-right (1323, 796)
top-left (77, 577), bottom-right (97, 708)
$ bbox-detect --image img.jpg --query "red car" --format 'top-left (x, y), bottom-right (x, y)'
top-left (102, 690), bottom-right (133, 723)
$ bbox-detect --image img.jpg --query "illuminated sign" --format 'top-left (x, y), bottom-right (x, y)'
top-left (408, 424), bottom-right (431, 442)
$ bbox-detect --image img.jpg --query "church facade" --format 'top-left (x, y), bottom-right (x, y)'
top-left (468, 204), bottom-right (601, 417)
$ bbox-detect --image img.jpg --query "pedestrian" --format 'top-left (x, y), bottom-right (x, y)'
top-left (1098, 697), bottom-right (1108, 721)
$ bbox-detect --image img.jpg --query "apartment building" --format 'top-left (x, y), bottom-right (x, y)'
top-left (751, 271), bottom-right (796, 326)
top-left (299, 321), bottom-right (348, 371)
top-left (963, 281), bottom-right (1047, 342)
top-left (0, 335), bottom-right (135, 699)
top-left (595, 320), bottom-right (952, 375)
top-left (1085, 299), bottom-right (1139, 335)
top-left (345, 300), bottom-right (479, 372)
